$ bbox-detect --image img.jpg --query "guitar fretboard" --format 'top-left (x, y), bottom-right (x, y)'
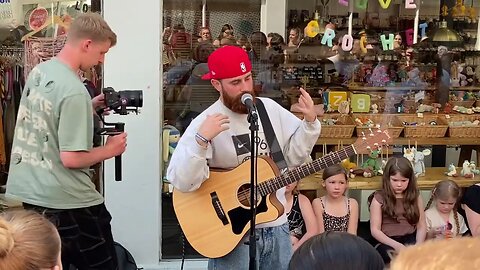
top-left (258, 145), bottom-right (356, 196)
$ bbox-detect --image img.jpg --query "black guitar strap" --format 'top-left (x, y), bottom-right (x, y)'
top-left (255, 99), bottom-right (288, 174)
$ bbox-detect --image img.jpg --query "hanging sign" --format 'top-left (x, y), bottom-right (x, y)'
top-left (29, 7), bottom-right (48, 30)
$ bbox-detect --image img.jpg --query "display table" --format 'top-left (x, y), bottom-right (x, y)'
top-left (298, 167), bottom-right (480, 191)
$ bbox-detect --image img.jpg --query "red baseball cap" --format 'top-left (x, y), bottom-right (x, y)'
top-left (201, 45), bottom-right (252, 80)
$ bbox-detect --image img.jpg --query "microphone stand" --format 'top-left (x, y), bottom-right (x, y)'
top-left (247, 106), bottom-right (258, 270)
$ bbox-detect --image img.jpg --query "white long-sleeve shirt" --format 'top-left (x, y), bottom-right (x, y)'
top-left (167, 97), bottom-right (321, 227)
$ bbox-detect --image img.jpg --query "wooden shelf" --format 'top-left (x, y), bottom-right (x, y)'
top-left (347, 86), bottom-right (480, 92)
top-left (298, 168), bottom-right (480, 191)
top-left (347, 86), bottom-right (436, 91)
top-left (316, 137), bottom-right (479, 146)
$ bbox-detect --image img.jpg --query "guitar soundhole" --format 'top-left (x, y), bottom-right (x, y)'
top-left (237, 184), bottom-right (262, 208)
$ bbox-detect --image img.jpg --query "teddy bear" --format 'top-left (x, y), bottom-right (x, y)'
top-left (465, 66), bottom-right (475, 86)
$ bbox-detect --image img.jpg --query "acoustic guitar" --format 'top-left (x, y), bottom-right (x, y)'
top-left (173, 130), bottom-right (391, 258)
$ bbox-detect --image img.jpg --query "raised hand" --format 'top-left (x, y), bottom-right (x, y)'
top-left (197, 113), bottom-right (230, 142)
top-left (296, 88), bottom-right (317, 122)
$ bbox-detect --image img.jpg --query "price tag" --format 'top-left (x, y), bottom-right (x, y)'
top-left (350, 93), bottom-right (371, 112)
top-left (445, 114), bottom-right (451, 119)
top-left (417, 113), bottom-right (424, 118)
top-left (328, 91), bottom-right (348, 110)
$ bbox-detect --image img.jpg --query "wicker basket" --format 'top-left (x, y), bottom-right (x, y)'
top-left (443, 114), bottom-right (480, 138)
top-left (450, 100), bottom-right (476, 108)
top-left (353, 114), bottom-right (404, 138)
top-left (397, 114), bottom-right (448, 138)
top-left (318, 114), bottom-right (355, 138)
top-left (24, 36), bottom-right (67, 80)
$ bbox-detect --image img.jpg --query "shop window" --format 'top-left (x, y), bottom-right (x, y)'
top-left (161, 0), bottom-right (480, 260)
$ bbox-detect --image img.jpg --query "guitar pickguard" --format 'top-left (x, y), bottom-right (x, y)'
top-left (227, 196), bottom-right (268, 235)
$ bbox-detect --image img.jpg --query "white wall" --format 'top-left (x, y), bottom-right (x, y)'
top-left (103, 0), bottom-right (162, 267)
top-left (261, 0), bottom-right (287, 36)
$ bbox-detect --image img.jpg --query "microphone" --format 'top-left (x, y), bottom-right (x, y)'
top-left (241, 93), bottom-right (258, 121)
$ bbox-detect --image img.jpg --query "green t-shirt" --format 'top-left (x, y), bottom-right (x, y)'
top-left (6, 58), bottom-right (103, 209)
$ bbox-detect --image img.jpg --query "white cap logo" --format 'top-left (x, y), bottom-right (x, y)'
top-left (211, 70), bottom-right (216, 75)
top-left (240, 62), bottom-right (246, 72)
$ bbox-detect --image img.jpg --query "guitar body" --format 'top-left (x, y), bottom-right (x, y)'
top-left (173, 157), bottom-right (284, 258)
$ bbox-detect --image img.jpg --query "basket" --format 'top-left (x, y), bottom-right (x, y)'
top-left (353, 114), bottom-right (404, 138)
top-left (24, 36), bottom-right (67, 80)
top-left (443, 114), bottom-right (480, 138)
top-left (397, 114), bottom-right (448, 138)
top-left (450, 100), bottom-right (476, 108)
top-left (318, 114), bottom-right (355, 138)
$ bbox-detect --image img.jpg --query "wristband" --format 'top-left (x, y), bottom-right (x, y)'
top-left (195, 132), bottom-right (210, 144)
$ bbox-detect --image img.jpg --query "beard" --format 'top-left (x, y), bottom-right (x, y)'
top-left (221, 88), bottom-right (257, 114)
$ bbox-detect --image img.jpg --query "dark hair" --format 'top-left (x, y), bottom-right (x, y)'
top-left (425, 180), bottom-right (461, 235)
top-left (193, 41), bottom-right (215, 63)
top-left (322, 164), bottom-right (348, 182)
top-left (217, 23), bottom-right (234, 40)
top-left (381, 157), bottom-right (419, 225)
top-left (289, 232), bottom-right (384, 270)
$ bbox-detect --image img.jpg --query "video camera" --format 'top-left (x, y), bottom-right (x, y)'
top-left (96, 87), bottom-right (143, 182)
top-left (101, 87), bottom-right (143, 115)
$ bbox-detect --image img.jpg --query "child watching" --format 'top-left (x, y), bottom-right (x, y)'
top-left (425, 180), bottom-right (467, 239)
top-left (312, 164), bottom-right (359, 234)
top-left (369, 157), bottom-right (426, 264)
top-left (286, 181), bottom-right (318, 251)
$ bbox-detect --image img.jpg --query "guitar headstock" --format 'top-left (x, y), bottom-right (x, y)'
top-left (352, 128), bottom-right (392, 154)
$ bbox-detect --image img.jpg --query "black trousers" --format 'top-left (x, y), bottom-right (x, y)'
top-left (375, 231), bottom-right (416, 264)
top-left (24, 202), bottom-right (118, 270)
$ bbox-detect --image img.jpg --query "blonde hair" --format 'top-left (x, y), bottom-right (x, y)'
top-left (68, 12), bottom-right (117, 46)
top-left (425, 180), bottom-right (461, 235)
top-left (390, 237), bottom-right (480, 270)
top-left (0, 210), bottom-right (61, 270)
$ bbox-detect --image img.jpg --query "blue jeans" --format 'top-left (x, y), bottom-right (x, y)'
top-left (208, 223), bottom-right (292, 270)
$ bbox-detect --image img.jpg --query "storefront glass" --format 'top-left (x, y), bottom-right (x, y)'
top-left (161, 0), bottom-right (480, 260)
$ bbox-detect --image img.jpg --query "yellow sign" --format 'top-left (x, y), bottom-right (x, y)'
top-left (351, 93), bottom-right (371, 113)
top-left (328, 91), bottom-right (348, 110)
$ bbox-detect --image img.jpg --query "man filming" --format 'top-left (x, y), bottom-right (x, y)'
top-left (6, 13), bottom-right (125, 270)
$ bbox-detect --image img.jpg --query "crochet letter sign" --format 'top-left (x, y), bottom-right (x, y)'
top-left (321, 28), bottom-right (336, 47)
top-left (342, 34), bottom-right (354, 51)
top-left (405, 0), bottom-right (416, 9)
top-left (405, 28), bottom-right (414, 46)
top-left (380, 34), bottom-right (394, 51)
top-left (356, 0), bottom-right (368, 10)
top-left (378, 0), bottom-right (392, 9)
top-left (338, 0), bottom-right (349, 6)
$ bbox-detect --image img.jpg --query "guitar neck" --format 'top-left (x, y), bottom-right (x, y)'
top-left (258, 145), bottom-right (357, 196)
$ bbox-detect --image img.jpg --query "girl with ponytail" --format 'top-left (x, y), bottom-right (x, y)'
top-left (425, 180), bottom-right (467, 239)
top-left (0, 210), bottom-right (62, 270)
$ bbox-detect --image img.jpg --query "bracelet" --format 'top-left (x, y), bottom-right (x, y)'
top-left (195, 132), bottom-right (210, 144)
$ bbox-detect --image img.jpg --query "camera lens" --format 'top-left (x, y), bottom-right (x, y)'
top-left (120, 90), bottom-right (143, 108)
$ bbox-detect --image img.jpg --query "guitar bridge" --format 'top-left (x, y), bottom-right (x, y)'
top-left (210, 192), bottom-right (229, 225)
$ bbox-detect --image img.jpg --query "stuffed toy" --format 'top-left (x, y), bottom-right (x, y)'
top-left (162, 125), bottom-right (181, 178)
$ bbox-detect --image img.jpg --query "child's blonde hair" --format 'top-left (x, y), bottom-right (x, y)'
top-left (390, 237), bottom-right (480, 270)
top-left (0, 210), bottom-right (61, 270)
top-left (425, 180), bottom-right (461, 235)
